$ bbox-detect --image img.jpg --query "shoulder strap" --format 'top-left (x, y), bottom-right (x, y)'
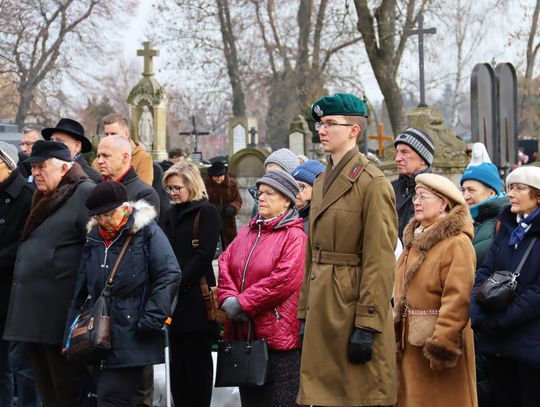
top-left (514, 237), bottom-right (538, 276)
top-left (107, 234), bottom-right (134, 284)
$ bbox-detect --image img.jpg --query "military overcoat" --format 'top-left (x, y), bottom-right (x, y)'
top-left (297, 149), bottom-right (398, 406)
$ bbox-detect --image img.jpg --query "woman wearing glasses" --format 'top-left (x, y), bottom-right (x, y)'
top-left (471, 166), bottom-right (540, 407)
top-left (393, 173), bottom-right (477, 407)
top-left (159, 162), bottom-right (220, 407)
top-left (218, 169), bottom-right (306, 406)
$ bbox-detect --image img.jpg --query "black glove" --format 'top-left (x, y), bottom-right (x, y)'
top-left (224, 205), bottom-right (236, 217)
top-left (348, 328), bottom-right (374, 364)
top-left (298, 320), bottom-right (306, 345)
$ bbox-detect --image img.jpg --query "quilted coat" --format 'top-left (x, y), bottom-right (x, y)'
top-left (394, 205), bottom-right (477, 407)
top-left (218, 209), bottom-right (306, 350)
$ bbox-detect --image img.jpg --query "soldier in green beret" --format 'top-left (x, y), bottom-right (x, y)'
top-left (297, 93), bottom-right (398, 406)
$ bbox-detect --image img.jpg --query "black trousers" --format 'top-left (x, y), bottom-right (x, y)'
top-left (170, 332), bottom-right (213, 407)
top-left (27, 342), bottom-right (90, 407)
top-left (484, 355), bottom-right (540, 407)
top-left (97, 366), bottom-right (144, 407)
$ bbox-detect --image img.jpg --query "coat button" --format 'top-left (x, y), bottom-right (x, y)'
top-left (310, 273), bottom-right (315, 280)
top-left (5, 198), bottom-right (10, 204)
top-left (367, 306), bottom-right (375, 315)
top-left (0, 219), bottom-right (5, 224)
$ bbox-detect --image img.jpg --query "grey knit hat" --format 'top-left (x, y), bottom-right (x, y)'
top-left (0, 142), bottom-right (19, 170)
top-left (264, 148), bottom-right (300, 174)
top-left (256, 169), bottom-right (300, 204)
top-left (394, 127), bottom-right (435, 166)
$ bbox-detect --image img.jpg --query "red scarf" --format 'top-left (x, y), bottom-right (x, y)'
top-left (99, 216), bottom-right (129, 246)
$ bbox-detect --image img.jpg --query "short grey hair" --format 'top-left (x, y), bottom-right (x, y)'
top-left (50, 157), bottom-right (74, 170)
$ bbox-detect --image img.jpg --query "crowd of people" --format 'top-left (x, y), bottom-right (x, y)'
top-left (0, 94), bottom-right (539, 407)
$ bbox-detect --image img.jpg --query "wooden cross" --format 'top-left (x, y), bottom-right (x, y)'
top-left (178, 116), bottom-right (210, 154)
top-left (137, 41), bottom-right (159, 76)
top-left (406, 14), bottom-right (436, 107)
top-left (368, 123), bottom-right (393, 157)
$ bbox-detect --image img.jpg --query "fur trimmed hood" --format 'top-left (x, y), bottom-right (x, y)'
top-left (86, 199), bottom-right (157, 234)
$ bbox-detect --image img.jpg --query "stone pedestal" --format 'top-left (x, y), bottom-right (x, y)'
top-left (229, 117), bottom-right (258, 156)
top-left (380, 107), bottom-right (469, 184)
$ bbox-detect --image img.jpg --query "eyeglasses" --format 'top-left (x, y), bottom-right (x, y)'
top-left (165, 185), bottom-right (186, 194)
top-left (315, 121), bottom-right (353, 131)
top-left (256, 189), bottom-right (277, 198)
top-left (507, 184), bottom-right (530, 193)
top-left (412, 194), bottom-right (441, 202)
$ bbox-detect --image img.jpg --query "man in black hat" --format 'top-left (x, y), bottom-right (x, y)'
top-left (3, 140), bottom-right (94, 406)
top-left (203, 161), bottom-right (242, 249)
top-left (42, 118), bottom-right (101, 183)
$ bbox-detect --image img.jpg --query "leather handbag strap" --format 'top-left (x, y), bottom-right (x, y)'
top-left (514, 237), bottom-right (538, 277)
top-left (107, 234), bottom-right (134, 284)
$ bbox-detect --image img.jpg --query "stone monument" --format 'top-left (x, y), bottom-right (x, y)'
top-left (228, 117), bottom-right (258, 156)
top-left (287, 115), bottom-right (313, 157)
top-left (127, 41), bottom-right (168, 160)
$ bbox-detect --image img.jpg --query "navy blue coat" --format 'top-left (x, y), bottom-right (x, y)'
top-left (471, 205), bottom-right (540, 367)
top-left (67, 201), bottom-right (181, 368)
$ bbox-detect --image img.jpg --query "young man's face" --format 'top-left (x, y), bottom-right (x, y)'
top-left (317, 115), bottom-right (357, 155)
top-left (103, 122), bottom-right (130, 139)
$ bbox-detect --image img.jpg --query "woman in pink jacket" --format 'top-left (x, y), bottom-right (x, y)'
top-left (218, 169), bottom-right (307, 407)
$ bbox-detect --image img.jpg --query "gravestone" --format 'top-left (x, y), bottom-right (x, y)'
top-left (471, 63), bottom-right (497, 159)
top-left (127, 41), bottom-right (168, 160)
top-left (495, 63), bottom-right (518, 170)
top-left (288, 115), bottom-right (312, 156)
top-left (228, 117), bottom-right (257, 156)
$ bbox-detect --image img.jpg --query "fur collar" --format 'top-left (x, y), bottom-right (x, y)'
top-left (86, 200), bottom-right (157, 234)
top-left (21, 163), bottom-right (88, 240)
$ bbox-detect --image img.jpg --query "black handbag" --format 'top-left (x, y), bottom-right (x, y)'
top-left (476, 237), bottom-right (537, 312)
top-left (214, 321), bottom-right (269, 387)
top-left (65, 234), bottom-right (133, 364)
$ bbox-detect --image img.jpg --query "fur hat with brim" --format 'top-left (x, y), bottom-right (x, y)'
top-left (256, 169), bottom-right (300, 204)
top-left (506, 166), bottom-right (540, 191)
top-left (415, 173), bottom-right (466, 209)
top-left (42, 118), bottom-right (92, 153)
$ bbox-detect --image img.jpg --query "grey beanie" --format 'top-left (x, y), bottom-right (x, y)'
top-left (394, 127), bottom-right (435, 166)
top-left (264, 148), bottom-right (300, 174)
top-left (0, 142), bottom-right (19, 170)
top-left (256, 169), bottom-right (300, 204)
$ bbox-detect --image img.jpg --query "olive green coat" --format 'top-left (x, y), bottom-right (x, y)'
top-left (297, 150), bottom-right (398, 406)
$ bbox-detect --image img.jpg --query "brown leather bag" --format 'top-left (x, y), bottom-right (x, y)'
top-left (193, 209), bottom-right (226, 323)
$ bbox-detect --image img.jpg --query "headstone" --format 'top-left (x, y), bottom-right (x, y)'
top-left (495, 63), bottom-right (518, 170)
top-left (470, 63), bottom-right (497, 160)
top-left (228, 117), bottom-right (257, 156)
top-left (288, 115), bottom-right (310, 156)
top-left (127, 41), bottom-right (168, 160)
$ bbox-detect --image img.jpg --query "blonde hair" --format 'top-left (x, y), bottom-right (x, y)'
top-left (163, 162), bottom-right (208, 201)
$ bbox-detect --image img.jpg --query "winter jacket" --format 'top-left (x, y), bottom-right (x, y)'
top-left (152, 161), bottom-right (171, 224)
top-left (120, 166), bottom-right (161, 218)
top-left (66, 201), bottom-right (181, 368)
top-left (203, 175), bottom-right (242, 249)
top-left (0, 170), bottom-right (33, 330)
top-left (3, 164), bottom-right (95, 345)
top-left (218, 209), bottom-right (306, 351)
top-left (394, 205), bottom-right (477, 407)
top-left (471, 205), bottom-right (540, 368)
top-left (160, 199), bottom-right (220, 334)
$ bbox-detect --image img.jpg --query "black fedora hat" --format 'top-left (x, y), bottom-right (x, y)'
top-left (24, 140), bottom-right (72, 163)
top-left (42, 118), bottom-right (92, 153)
top-left (209, 161), bottom-right (227, 176)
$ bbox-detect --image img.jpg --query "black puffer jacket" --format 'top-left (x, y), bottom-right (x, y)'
top-left (67, 201), bottom-right (181, 368)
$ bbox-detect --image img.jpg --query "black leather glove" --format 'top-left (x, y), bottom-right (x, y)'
top-left (224, 205), bottom-right (236, 217)
top-left (299, 320), bottom-right (306, 345)
top-left (348, 328), bottom-right (374, 364)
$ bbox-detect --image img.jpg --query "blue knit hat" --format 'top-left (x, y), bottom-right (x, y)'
top-left (264, 148), bottom-right (300, 174)
top-left (292, 160), bottom-right (325, 186)
top-left (460, 162), bottom-right (502, 193)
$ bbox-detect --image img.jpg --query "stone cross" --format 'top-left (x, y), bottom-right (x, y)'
top-left (137, 41), bottom-right (159, 76)
top-left (368, 123), bottom-right (393, 157)
top-left (406, 14), bottom-right (436, 107)
top-left (248, 127), bottom-right (257, 147)
top-left (178, 116), bottom-right (210, 153)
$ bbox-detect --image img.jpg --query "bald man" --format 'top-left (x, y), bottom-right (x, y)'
top-left (96, 136), bottom-right (160, 215)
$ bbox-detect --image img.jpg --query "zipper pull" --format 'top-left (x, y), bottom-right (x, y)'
top-left (273, 308), bottom-right (281, 321)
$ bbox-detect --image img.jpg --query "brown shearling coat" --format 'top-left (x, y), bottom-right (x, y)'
top-left (297, 149), bottom-right (398, 406)
top-left (394, 205), bottom-right (477, 407)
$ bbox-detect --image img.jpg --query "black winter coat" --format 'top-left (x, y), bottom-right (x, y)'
top-left (160, 199), bottom-right (220, 334)
top-left (121, 166), bottom-right (161, 218)
top-left (0, 170), bottom-right (33, 330)
top-left (471, 205), bottom-right (540, 368)
top-left (76, 154), bottom-right (101, 184)
top-left (3, 164), bottom-right (95, 345)
top-left (67, 201), bottom-right (181, 368)
top-left (152, 161), bottom-right (171, 224)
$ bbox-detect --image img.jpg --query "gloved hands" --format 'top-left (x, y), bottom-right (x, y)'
top-left (348, 328), bottom-right (374, 364)
top-left (222, 297), bottom-right (245, 321)
top-left (224, 205), bottom-right (236, 217)
top-left (298, 320), bottom-right (306, 346)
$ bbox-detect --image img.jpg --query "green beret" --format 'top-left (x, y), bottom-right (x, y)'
top-left (311, 93), bottom-right (368, 122)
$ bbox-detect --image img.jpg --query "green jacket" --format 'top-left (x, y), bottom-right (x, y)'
top-left (472, 195), bottom-right (509, 267)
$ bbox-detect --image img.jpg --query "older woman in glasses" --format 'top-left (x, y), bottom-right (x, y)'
top-left (471, 166), bottom-right (540, 407)
top-left (393, 173), bottom-right (477, 407)
top-left (159, 162), bottom-right (220, 407)
top-left (218, 169), bottom-right (306, 407)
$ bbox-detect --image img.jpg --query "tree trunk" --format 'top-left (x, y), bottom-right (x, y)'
top-left (526, 0), bottom-right (540, 79)
top-left (15, 86), bottom-right (32, 130)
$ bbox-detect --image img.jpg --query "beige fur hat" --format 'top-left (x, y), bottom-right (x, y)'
top-left (415, 173), bottom-right (466, 209)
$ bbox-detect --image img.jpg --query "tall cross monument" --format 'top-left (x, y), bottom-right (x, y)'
top-left (137, 41), bottom-right (159, 77)
top-left (406, 14), bottom-right (436, 107)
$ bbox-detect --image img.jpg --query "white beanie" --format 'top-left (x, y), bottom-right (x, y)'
top-left (506, 166), bottom-right (540, 191)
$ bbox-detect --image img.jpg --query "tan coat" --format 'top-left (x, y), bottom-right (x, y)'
top-left (394, 205), bottom-right (477, 407)
top-left (297, 150), bottom-right (398, 406)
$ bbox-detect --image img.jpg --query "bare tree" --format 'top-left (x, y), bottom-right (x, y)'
top-left (526, 0), bottom-right (540, 79)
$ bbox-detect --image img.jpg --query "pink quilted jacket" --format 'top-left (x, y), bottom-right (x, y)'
top-left (218, 210), bottom-right (306, 350)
